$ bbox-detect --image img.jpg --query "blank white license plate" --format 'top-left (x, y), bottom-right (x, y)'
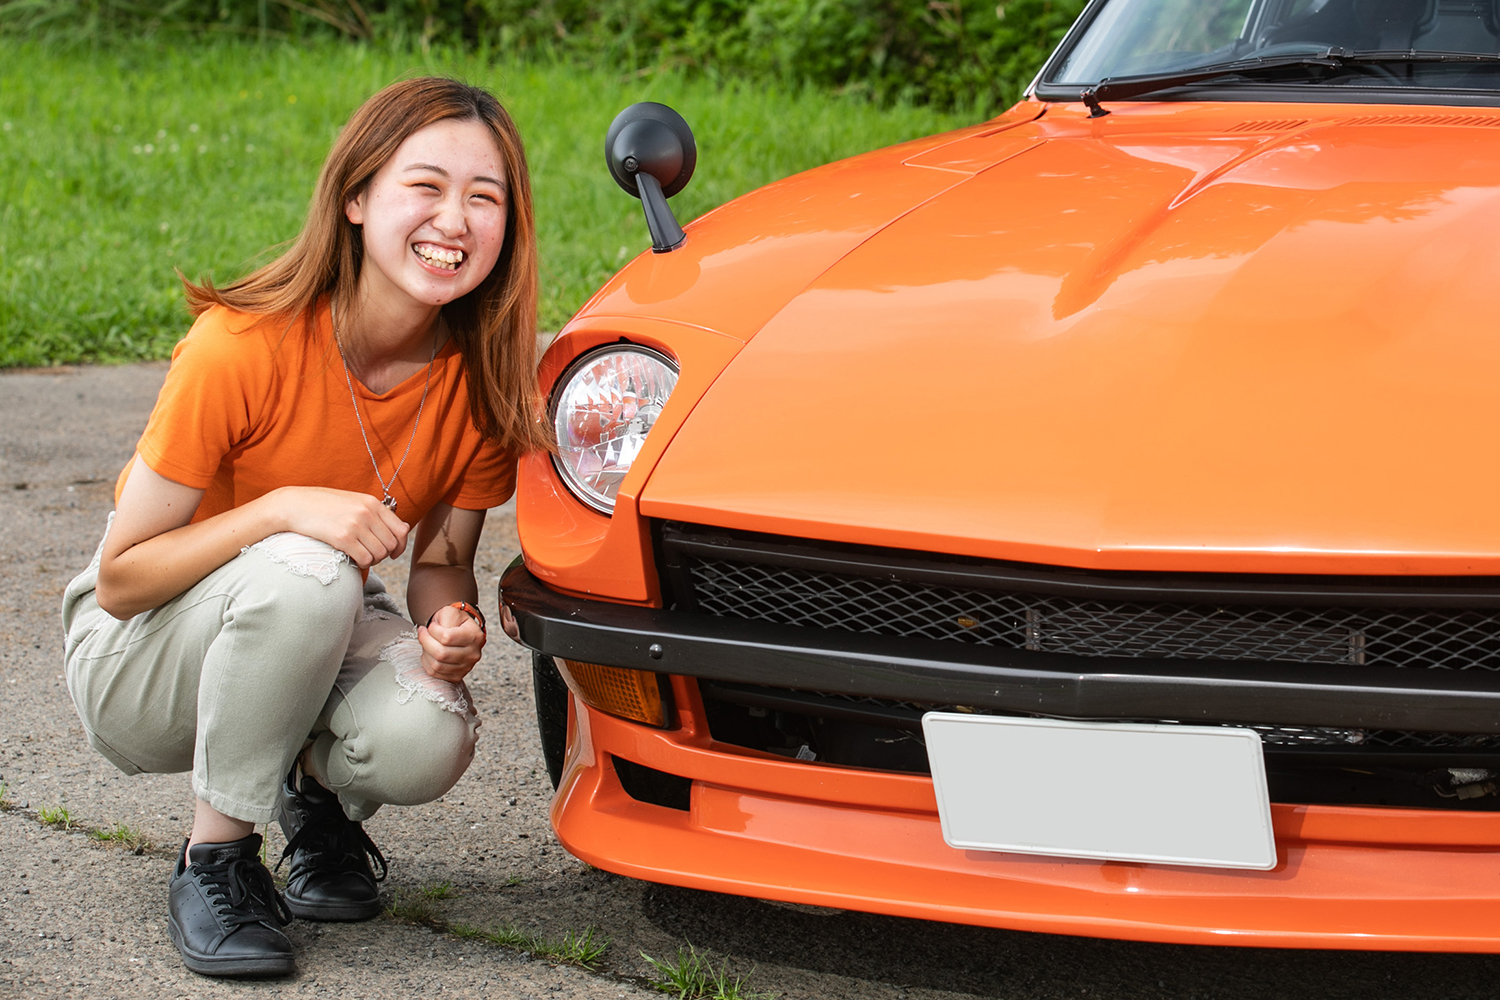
top-left (922, 712), bottom-right (1276, 870)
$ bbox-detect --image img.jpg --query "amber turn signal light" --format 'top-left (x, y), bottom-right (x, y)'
top-left (560, 659), bottom-right (669, 728)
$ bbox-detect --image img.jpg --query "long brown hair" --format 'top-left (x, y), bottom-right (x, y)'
top-left (183, 77), bottom-right (550, 454)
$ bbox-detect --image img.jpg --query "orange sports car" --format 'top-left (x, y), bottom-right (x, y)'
top-left (503, 0), bottom-right (1500, 951)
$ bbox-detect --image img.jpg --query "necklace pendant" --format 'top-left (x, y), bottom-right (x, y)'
top-left (382, 495), bottom-right (398, 513)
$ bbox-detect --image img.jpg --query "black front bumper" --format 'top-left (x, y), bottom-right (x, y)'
top-left (502, 559), bottom-right (1500, 732)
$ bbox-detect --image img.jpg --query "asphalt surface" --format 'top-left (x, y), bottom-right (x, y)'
top-left (6, 363), bottom-right (1500, 1000)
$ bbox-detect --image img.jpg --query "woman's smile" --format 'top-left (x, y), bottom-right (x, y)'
top-left (412, 241), bottom-right (466, 272)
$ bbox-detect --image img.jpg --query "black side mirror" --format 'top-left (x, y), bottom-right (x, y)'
top-left (606, 102), bottom-right (696, 253)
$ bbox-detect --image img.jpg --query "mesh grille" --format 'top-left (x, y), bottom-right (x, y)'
top-left (687, 558), bottom-right (1500, 670)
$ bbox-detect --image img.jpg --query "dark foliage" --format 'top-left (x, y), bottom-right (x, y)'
top-left (0, 0), bottom-right (1088, 113)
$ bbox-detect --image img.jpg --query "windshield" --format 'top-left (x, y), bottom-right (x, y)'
top-left (1045, 0), bottom-right (1500, 92)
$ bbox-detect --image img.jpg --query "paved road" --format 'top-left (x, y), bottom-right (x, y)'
top-left (5, 364), bottom-right (1500, 1000)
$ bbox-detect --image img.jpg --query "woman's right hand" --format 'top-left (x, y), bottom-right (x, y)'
top-left (269, 486), bottom-right (410, 568)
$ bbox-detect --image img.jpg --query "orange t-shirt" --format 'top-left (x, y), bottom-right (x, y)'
top-left (118, 303), bottom-right (516, 524)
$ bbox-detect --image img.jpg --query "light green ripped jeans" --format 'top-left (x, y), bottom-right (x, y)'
top-left (61, 524), bottom-right (480, 824)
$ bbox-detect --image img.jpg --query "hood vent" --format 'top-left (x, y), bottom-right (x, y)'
top-left (1227, 119), bottom-right (1309, 132)
top-left (1344, 114), bottom-right (1500, 127)
top-left (1224, 115), bottom-right (1500, 134)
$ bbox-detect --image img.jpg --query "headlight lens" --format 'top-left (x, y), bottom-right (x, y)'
top-left (550, 345), bottom-right (679, 514)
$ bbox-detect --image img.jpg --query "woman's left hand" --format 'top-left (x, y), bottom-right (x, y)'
top-left (418, 604), bottom-right (487, 682)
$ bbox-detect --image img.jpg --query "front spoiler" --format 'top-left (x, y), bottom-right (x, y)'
top-left (554, 699), bottom-right (1500, 951)
top-left (501, 561), bottom-right (1500, 731)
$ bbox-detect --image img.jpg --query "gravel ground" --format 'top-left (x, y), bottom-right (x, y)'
top-left (7, 364), bottom-right (1500, 1000)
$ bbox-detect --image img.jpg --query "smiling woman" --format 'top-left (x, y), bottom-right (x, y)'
top-left (58, 77), bottom-right (548, 979)
top-left (347, 120), bottom-right (509, 313)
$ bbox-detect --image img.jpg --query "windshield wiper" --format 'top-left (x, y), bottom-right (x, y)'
top-left (1079, 49), bottom-right (1500, 117)
top-left (1079, 50), bottom-right (1350, 117)
top-left (1335, 49), bottom-right (1500, 65)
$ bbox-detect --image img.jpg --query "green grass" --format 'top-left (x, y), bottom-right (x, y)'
top-left (37, 803), bottom-right (76, 829)
top-left (452, 922), bottom-right (610, 969)
top-left (386, 885), bottom-right (444, 924)
top-left (0, 37), bottom-right (970, 366)
top-left (642, 945), bottom-right (774, 1000)
top-left (87, 820), bottom-right (151, 853)
top-left (420, 879), bottom-right (457, 900)
top-left (26, 800), bottom-right (153, 852)
top-left (387, 881), bottom-right (608, 969)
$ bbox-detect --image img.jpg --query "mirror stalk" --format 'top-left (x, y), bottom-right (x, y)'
top-left (635, 171), bottom-right (686, 252)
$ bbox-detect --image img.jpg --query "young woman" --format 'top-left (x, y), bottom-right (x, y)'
top-left (60, 77), bottom-right (547, 977)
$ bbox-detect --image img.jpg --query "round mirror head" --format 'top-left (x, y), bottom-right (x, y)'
top-left (606, 102), bottom-right (696, 199)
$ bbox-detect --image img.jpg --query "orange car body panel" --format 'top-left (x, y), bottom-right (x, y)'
top-left (520, 98), bottom-right (1500, 949)
top-left (556, 691), bottom-right (1500, 950)
top-left (639, 100), bottom-right (1500, 575)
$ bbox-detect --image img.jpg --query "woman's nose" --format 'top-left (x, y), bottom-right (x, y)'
top-left (433, 195), bottom-right (468, 236)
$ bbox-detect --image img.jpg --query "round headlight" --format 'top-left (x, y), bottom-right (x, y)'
top-left (550, 345), bottom-right (679, 514)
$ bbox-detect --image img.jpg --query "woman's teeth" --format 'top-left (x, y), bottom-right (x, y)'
top-left (414, 244), bottom-right (464, 270)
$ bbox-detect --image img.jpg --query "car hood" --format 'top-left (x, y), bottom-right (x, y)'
top-left (573, 103), bottom-right (1047, 342)
top-left (638, 102), bottom-right (1500, 574)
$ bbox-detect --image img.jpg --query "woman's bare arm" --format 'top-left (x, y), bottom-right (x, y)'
top-left (407, 503), bottom-right (488, 681)
top-left (96, 457), bottom-right (410, 620)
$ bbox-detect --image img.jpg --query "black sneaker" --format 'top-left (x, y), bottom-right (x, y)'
top-left (167, 834), bottom-right (294, 977)
top-left (276, 767), bottom-right (388, 921)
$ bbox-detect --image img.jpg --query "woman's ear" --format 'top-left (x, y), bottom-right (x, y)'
top-left (345, 192), bottom-right (365, 226)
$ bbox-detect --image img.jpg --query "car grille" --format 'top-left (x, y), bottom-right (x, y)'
top-left (811, 692), bottom-right (1500, 750)
top-left (698, 680), bottom-right (1500, 809)
top-left (672, 525), bottom-right (1500, 807)
top-left (684, 557), bottom-right (1500, 671)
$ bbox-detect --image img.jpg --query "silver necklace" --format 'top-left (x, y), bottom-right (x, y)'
top-left (330, 302), bottom-right (437, 513)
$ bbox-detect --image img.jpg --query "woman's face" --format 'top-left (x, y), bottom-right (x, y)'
top-left (346, 118), bottom-right (508, 314)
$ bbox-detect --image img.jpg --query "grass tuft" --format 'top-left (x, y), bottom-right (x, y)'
top-left (642, 945), bottom-right (774, 1000)
top-left (546, 927), bottom-right (610, 968)
top-left (37, 804), bottom-right (76, 830)
top-left (385, 888), bottom-right (442, 925)
top-left (451, 922), bottom-right (609, 969)
top-left (389, 883), bottom-right (609, 971)
top-left (0, 781), bottom-right (10, 810)
top-left (19, 801), bottom-right (156, 853)
top-left (87, 821), bottom-right (151, 853)
top-left (420, 880), bottom-right (456, 900)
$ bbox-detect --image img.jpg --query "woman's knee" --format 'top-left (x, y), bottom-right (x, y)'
top-left (235, 532), bottom-right (363, 632)
top-left (376, 699), bottom-right (477, 804)
top-left (323, 698), bottom-right (478, 808)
